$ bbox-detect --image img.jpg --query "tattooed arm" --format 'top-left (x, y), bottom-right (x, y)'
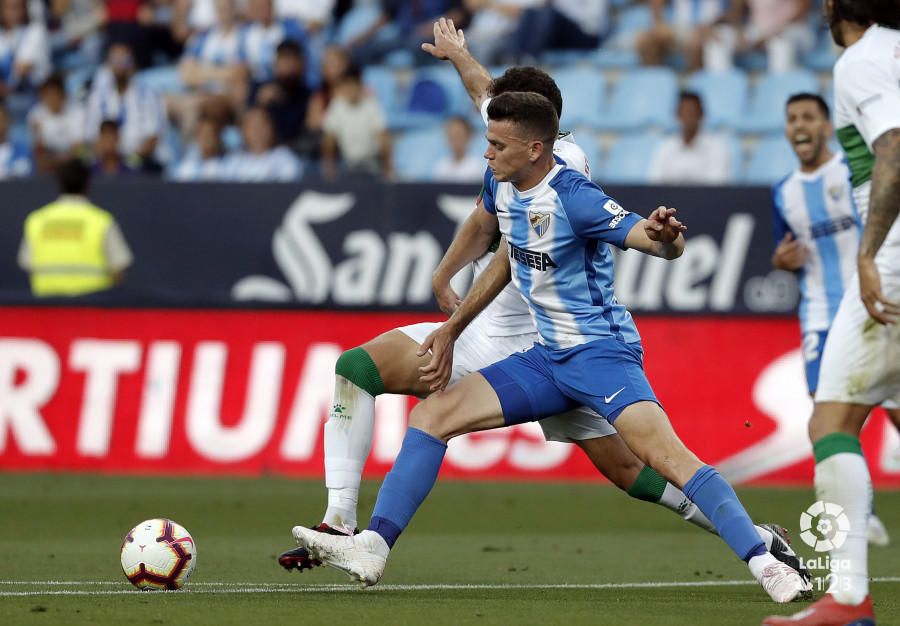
top-left (858, 128), bottom-right (900, 324)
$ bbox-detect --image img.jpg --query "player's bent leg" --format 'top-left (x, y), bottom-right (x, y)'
top-left (295, 373), bottom-right (508, 587)
top-left (613, 401), bottom-right (804, 603)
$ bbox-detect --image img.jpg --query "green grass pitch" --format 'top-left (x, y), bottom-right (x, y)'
top-left (1, 474), bottom-right (898, 625)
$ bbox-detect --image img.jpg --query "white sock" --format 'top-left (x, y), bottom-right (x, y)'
top-left (816, 451), bottom-right (870, 605)
top-left (658, 483), bottom-right (717, 533)
top-left (322, 375), bottom-right (375, 531)
top-left (747, 552), bottom-right (779, 581)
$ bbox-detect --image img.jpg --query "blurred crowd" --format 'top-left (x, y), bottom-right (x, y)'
top-left (0, 0), bottom-right (832, 184)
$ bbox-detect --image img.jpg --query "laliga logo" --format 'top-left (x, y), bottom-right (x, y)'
top-left (799, 501), bottom-right (851, 552)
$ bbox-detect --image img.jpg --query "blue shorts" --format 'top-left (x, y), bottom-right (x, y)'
top-left (802, 330), bottom-right (829, 395)
top-left (479, 338), bottom-right (660, 425)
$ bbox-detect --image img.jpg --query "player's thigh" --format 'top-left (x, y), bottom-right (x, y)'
top-left (574, 433), bottom-right (644, 491)
top-left (408, 373), bottom-right (506, 441)
top-left (613, 401), bottom-right (703, 488)
top-left (362, 327), bottom-right (433, 397)
top-left (816, 275), bottom-right (900, 410)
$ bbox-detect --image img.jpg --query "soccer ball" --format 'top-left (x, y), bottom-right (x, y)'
top-left (120, 519), bottom-right (197, 590)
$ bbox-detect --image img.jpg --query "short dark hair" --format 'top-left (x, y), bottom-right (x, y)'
top-left (342, 63), bottom-right (362, 83)
top-left (786, 93), bottom-right (830, 119)
top-left (99, 119), bottom-right (120, 134)
top-left (276, 39), bottom-right (303, 58)
top-left (678, 90), bottom-right (704, 113)
top-left (830, 0), bottom-right (900, 29)
top-left (56, 158), bottom-right (91, 194)
top-left (487, 91), bottom-right (559, 145)
top-left (489, 67), bottom-right (563, 119)
top-left (40, 73), bottom-right (65, 93)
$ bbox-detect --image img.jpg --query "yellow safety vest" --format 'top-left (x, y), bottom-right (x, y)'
top-left (25, 197), bottom-right (116, 297)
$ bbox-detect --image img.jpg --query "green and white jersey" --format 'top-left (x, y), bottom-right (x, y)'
top-left (833, 24), bottom-right (900, 270)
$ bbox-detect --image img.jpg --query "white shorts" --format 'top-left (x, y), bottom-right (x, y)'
top-left (398, 319), bottom-right (617, 442)
top-left (815, 272), bottom-right (900, 409)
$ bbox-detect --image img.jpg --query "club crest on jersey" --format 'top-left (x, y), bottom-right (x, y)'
top-left (529, 210), bottom-right (551, 238)
top-left (828, 185), bottom-right (842, 201)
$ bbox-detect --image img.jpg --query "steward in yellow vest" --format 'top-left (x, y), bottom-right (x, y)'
top-left (18, 158), bottom-right (132, 296)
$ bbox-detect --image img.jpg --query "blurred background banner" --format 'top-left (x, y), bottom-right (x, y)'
top-left (1, 306), bottom-right (897, 485)
top-left (0, 180), bottom-right (798, 314)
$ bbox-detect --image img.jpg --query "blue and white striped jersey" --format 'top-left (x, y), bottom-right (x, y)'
top-left (240, 19), bottom-right (305, 82)
top-left (185, 27), bottom-right (243, 66)
top-left (482, 164), bottom-right (643, 349)
top-left (772, 153), bottom-right (860, 333)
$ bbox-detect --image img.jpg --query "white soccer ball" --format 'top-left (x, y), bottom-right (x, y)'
top-left (120, 519), bottom-right (197, 590)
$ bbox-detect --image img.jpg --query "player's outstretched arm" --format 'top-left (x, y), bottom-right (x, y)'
top-left (418, 238), bottom-right (512, 391)
top-left (858, 128), bottom-right (900, 324)
top-left (432, 198), bottom-right (501, 314)
top-left (421, 17), bottom-right (492, 109)
top-left (624, 206), bottom-right (687, 260)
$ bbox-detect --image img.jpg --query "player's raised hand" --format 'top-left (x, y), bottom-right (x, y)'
top-left (858, 255), bottom-right (900, 325)
top-left (644, 206), bottom-right (687, 243)
top-left (421, 17), bottom-right (467, 60)
top-left (417, 325), bottom-right (458, 392)
top-left (772, 232), bottom-right (809, 271)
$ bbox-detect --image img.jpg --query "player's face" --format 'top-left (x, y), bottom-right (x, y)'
top-left (484, 119), bottom-right (539, 183)
top-left (785, 100), bottom-right (832, 166)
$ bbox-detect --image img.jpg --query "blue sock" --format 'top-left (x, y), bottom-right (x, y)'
top-left (683, 466), bottom-right (766, 561)
top-left (367, 427), bottom-right (447, 548)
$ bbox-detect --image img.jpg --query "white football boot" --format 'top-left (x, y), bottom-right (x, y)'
top-left (749, 553), bottom-right (805, 603)
top-left (292, 527), bottom-right (389, 587)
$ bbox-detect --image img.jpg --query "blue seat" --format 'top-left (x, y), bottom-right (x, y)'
top-left (743, 135), bottom-right (798, 184)
top-left (607, 5), bottom-right (653, 49)
top-left (803, 29), bottom-right (838, 72)
top-left (595, 68), bottom-right (678, 132)
top-left (552, 67), bottom-right (605, 129)
top-left (222, 125), bottom-right (243, 152)
top-left (685, 69), bottom-right (749, 129)
top-left (362, 66), bottom-right (403, 128)
top-left (333, 4), bottom-right (384, 46)
top-left (601, 132), bottom-right (662, 184)
top-left (736, 70), bottom-right (820, 133)
top-left (393, 127), bottom-right (448, 181)
top-left (592, 48), bottom-right (639, 69)
top-left (394, 66), bottom-right (470, 130)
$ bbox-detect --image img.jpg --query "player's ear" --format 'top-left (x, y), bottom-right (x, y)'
top-left (530, 140), bottom-right (543, 163)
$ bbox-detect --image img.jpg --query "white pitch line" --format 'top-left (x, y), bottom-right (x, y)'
top-left (1, 578), bottom-right (899, 597)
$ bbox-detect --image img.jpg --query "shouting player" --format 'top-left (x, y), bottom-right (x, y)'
top-left (279, 20), bottom-right (809, 588)
top-left (764, 1), bottom-right (900, 624)
top-left (771, 92), bottom-right (896, 547)
top-left (294, 91), bottom-right (808, 604)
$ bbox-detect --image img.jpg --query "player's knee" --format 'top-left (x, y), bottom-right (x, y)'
top-left (334, 347), bottom-right (385, 397)
top-left (408, 399), bottom-right (447, 441)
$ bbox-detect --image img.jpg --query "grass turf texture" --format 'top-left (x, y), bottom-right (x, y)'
top-left (1, 474), bottom-right (898, 625)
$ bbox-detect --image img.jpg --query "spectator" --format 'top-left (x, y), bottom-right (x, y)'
top-left (510, 0), bottom-right (608, 62)
top-left (18, 157), bottom-right (133, 297)
top-left (28, 73), bottom-right (87, 173)
top-left (274, 0), bottom-right (334, 34)
top-left (241, 0), bottom-right (305, 87)
top-left (92, 119), bottom-right (138, 176)
top-left (321, 63), bottom-right (391, 180)
top-left (223, 106), bottom-right (302, 181)
top-left (0, 0), bottom-right (50, 96)
top-left (635, 0), bottom-right (726, 71)
top-left (647, 91), bottom-right (732, 185)
top-left (255, 40), bottom-right (310, 147)
top-left (0, 101), bottom-right (31, 178)
top-left (102, 0), bottom-right (182, 68)
top-left (346, 0), bottom-right (468, 66)
top-left (86, 43), bottom-right (168, 171)
top-left (170, 115), bottom-right (226, 180)
top-left (175, 0), bottom-right (247, 131)
top-left (304, 44), bottom-right (348, 136)
top-left (48, 0), bottom-right (104, 67)
top-left (462, 0), bottom-right (541, 65)
top-left (705, 0), bottom-right (814, 73)
top-left (433, 116), bottom-right (483, 182)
